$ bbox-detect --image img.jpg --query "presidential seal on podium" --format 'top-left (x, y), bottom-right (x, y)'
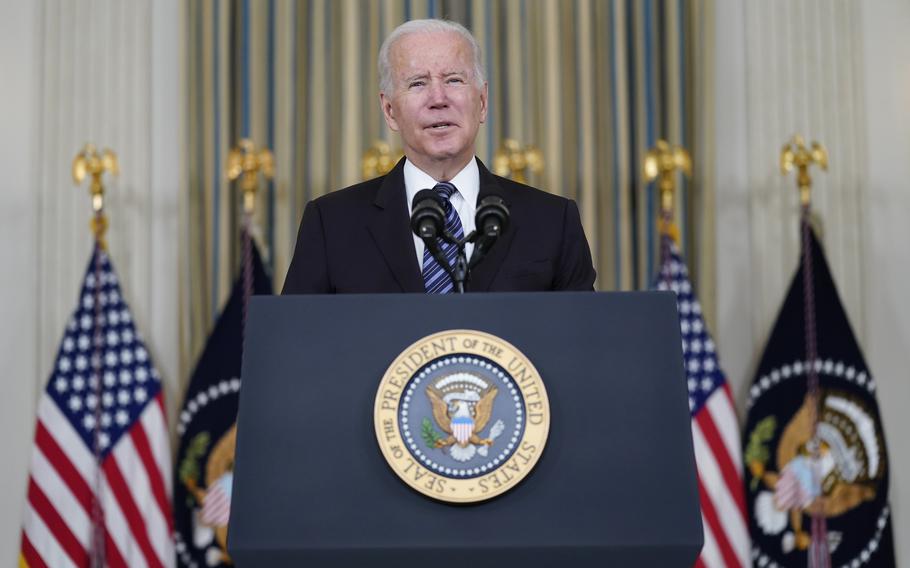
top-left (374, 329), bottom-right (550, 503)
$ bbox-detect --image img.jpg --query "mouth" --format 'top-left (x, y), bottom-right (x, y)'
top-left (425, 121), bottom-right (457, 131)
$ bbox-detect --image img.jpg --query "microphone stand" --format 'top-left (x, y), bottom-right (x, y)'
top-left (424, 230), bottom-right (480, 294)
top-left (450, 233), bottom-right (470, 294)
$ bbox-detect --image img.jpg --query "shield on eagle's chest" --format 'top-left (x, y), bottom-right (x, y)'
top-left (452, 415), bottom-right (474, 445)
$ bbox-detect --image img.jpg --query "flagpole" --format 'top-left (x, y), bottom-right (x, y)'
top-left (644, 142), bottom-right (753, 567)
top-left (643, 139), bottom-right (692, 284)
top-left (72, 143), bottom-right (118, 567)
top-left (781, 135), bottom-right (830, 568)
top-left (227, 139), bottom-right (274, 344)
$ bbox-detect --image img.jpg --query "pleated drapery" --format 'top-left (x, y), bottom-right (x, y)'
top-left (183, 0), bottom-right (710, 363)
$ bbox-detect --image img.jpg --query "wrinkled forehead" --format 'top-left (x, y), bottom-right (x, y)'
top-left (390, 30), bottom-right (475, 78)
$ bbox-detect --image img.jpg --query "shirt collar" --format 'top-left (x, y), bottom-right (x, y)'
top-left (404, 158), bottom-right (479, 210)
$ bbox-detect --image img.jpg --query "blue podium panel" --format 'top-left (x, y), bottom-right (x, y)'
top-left (229, 292), bottom-right (702, 567)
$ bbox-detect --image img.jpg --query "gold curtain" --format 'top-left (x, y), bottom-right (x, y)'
top-left (182, 0), bottom-right (712, 369)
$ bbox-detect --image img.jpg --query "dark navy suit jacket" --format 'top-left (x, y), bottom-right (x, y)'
top-left (282, 158), bottom-right (596, 294)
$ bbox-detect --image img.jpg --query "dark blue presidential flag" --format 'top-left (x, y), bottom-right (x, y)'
top-left (743, 229), bottom-right (895, 567)
top-left (173, 242), bottom-right (271, 567)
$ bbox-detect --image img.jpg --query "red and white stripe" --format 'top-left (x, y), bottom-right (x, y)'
top-left (691, 383), bottom-right (751, 568)
top-left (453, 422), bottom-right (473, 445)
top-left (774, 462), bottom-right (814, 510)
top-left (200, 482), bottom-right (232, 527)
top-left (20, 394), bottom-right (174, 568)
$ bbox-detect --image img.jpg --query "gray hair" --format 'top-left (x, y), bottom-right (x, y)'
top-left (378, 19), bottom-right (486, 95)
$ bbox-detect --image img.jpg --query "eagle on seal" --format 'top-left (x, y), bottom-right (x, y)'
top-left (427, 384), bottom-right (498, 449)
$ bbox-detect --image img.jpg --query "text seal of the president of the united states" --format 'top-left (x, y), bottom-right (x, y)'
top-left (374, 329), bottom-right (550, 503)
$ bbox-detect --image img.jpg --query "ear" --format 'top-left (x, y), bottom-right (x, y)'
top-left (478, 82), bottom-right (489, 124)
top-left (380, 92), bottom-right (400, 132)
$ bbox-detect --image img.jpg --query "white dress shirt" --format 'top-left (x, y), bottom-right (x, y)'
top-left (404, 158), bottom-right (478, 271)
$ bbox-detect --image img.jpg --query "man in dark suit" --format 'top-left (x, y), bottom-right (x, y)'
top-left (283, 19), bottom-right (595, 294)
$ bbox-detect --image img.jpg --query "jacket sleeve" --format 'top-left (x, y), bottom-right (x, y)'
top-left (282, 200), bottom-right (333, 294)
top-left (553, 199), bottom-right (597, 291)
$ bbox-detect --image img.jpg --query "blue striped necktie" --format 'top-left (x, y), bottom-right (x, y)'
top-left (422, 181), bottom-right (465, 294)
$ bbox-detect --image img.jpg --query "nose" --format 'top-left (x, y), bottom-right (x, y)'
top-left (427, 80), bottom-right (449, 108)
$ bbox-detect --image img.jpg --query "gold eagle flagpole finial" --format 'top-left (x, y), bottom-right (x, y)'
top-left (361, 140), bottom-right (404, 180)
top-left (780, 135), bottom-right (828, 209)
top-left (493, 138), bottom-right (544, 184)
top-left (643, 139), bottom-right (692, 245)
top-left (72, 143), bottom-right (119, 250)
top-left (227, 138), bottom-right (275, 216)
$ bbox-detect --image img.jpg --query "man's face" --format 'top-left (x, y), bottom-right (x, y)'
top-left (380, 31), bottom-right (488, 177)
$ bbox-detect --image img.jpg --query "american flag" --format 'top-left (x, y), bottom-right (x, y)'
top-left (653, 238), bottom-right (751, 568)
top-left (20, 246), bottom-right (174, 568)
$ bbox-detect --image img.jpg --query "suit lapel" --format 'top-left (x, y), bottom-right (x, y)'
top-left (367, 159), bottom-right (425, 293)
top-left (468, 159), bottom-right (516, 292)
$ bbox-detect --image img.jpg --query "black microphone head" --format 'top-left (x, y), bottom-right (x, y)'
top-left (411, 189), bottom-right (446, 239)
top-left (412, 189), bottom-right (444, 210)
top-left (475, 195), bottom-right (510, 238)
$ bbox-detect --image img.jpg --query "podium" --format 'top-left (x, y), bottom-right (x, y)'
top-left (228, 292), bottom-right (703, 566)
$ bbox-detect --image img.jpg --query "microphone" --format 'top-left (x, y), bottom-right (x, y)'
top-left (410, 189), bottom-right (446, 240)
top-left (411, 189), bottom-right (456, 287)
top-left (475, 195), bottom-right (510, 240)
top-left (470, 195), bottom-right (509, 267)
